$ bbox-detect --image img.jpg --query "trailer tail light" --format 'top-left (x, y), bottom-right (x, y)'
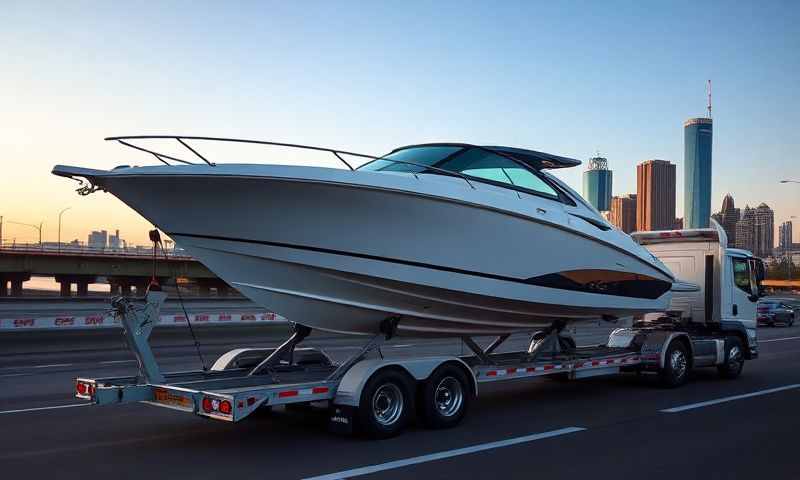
top-left (201, 396), bottom-right (232, 416)
top-left (76, 381), bottom-right (94, 397)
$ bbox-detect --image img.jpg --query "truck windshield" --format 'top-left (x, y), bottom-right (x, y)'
top-left (732, 258), bottom-right (752, 294)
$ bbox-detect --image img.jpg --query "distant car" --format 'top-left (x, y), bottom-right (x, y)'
top-left (758, 299), bottom-right (798, 327)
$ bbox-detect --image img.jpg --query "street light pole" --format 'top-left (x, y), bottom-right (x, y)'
top-left (6, 220), bottom-right (43, 249)
top-left (58, 207), bottom-right (72, 253)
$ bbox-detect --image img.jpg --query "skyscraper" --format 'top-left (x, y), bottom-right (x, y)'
top-left (753, 203), bottom-right (774, 258)
top-left (636, 160), bottom-right (676, 231)
top-left (609, 194), bottom-right (637, 233)
top-left (582, 156), bottom-right (612, 211)
top-left (735, 206), bottom-right (755, 252)
top-left (779, 221), bottom-right (793, 252)
top-left (711, 194), bottom-right (740, 246)
top-left (684, 117), bottom-right (713, 229)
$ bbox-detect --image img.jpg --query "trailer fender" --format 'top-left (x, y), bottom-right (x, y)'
top-left (333, 356), bottom-right (476, 407)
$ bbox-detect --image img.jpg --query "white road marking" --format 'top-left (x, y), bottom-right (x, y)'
top-left (0, 403), bottom-right (91, 415)
top-left (99, 360), bottom-right (136, 364)
top-left (661, 384), bottom-right (800, 413)
top-left (302, 427), bottom-right (586, 480)
top-left (760, 336), bottom-right (800, 343)
top-left (0, 373), bottom-right (30, 378)
top-left (30, 363), bottom-right (72, 369)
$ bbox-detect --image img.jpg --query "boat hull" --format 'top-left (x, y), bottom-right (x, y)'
top-left (63, 165), bottom-right (674, 336)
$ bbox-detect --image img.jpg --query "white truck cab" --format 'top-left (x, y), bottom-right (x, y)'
top-left (632, 220), bottom-right (763, 360)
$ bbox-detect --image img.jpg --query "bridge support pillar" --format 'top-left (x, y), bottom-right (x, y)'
top-left (10, 280), bottom-right (23, 296)
top-left (2, 273), bottom-right (31, 297)
top-left (134, 280), bottom-right (149, 297)
top-left (55, 275), bottom-right (96, 297)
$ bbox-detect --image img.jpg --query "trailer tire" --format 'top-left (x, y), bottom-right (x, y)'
top-left (419, 365), bottom-right (471, 429)
top-left (717, 336), bottom-right (745, 379)
top-left (659, 340), bottom-right (690, 388)
top-left (357, 369), bottom-right (414, 439)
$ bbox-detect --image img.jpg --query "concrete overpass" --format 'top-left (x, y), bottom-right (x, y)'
top-left (0, 245), bottom-right (229, 297)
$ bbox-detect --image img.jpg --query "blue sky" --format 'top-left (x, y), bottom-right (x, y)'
top-left (2, 0), bottom-right (798, 244)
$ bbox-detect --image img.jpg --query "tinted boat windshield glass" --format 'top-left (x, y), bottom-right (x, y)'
top-left (358, 146), bottom-right (463, 173)
top-left (358, 146), bottom-right (559, 198)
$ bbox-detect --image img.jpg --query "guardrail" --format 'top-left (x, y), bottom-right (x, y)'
top-left (0, 311), bottom-right (288, 330)
top-left (0, 242), bottom-right (194, 260)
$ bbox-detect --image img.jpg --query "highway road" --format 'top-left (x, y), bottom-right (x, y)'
top-left (1, 324), bottom-right (799, 479)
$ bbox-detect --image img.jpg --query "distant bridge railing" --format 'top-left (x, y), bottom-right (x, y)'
top-left (0, 242), bottom-right (194, 260)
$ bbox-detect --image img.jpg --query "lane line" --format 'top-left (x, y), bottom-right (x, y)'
top-left (761, 336), bottom-right (800, 343)
top-left (0, 373), bottom-right (30, 378)
top-left (99, 360), bottom-right (136, 364)
top-left (0, 403), bottom-right (91, 415)
top-left (661, 384), bottom-right (800, 413)
top-left (30, 363), bottom-right (73, 369)
top-left (302, 427), bottom-right (586, 480)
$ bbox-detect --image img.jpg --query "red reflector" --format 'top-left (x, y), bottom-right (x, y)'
top-left (202, 397), bottom-right (213, 413)
top-left (247, 397), bottom-right (256, 406)
top-left (88, 384), bottom-right (96, 396)
top-left (486, 371), bottom-right (497, 377)
top-left (311, 387), bottom-right (329, 394)
top-left (526, 367), bottom-right (536, 372)
top-left (219, 400), bottom-right (232, 415)
top-left (76, 383), bottom-right (87, 395)
top-left (279, 390), bottom-right (298, 398)
top-left (543, 365), bottom-right (554, 371)
top-left (506, 368), bottom-right (516, 374)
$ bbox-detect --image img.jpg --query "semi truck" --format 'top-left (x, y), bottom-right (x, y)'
top-left (75, 221), bottom-right (764, 438)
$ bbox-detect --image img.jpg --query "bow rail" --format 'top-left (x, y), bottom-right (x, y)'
top-left (105, 135), bottom-right (382, 171)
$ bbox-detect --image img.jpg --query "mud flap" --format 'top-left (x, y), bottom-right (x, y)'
top-left (328, 404), bottom-right (356, 435)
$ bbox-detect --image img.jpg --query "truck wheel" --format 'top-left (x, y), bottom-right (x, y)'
top-left (717, 336), bottom-right (744, 379)
top-left (357, 369), bottom-right (414, 439)
top-left (419, 365), bottom-right (471, 429)
top-left (659, 341), bottom-right (690, 388)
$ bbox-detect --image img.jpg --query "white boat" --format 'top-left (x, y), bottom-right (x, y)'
top-left (53, 136), bottom-right (674, 336)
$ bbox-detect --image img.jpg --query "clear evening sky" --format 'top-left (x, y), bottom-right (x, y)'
top-left (2, 1), bottom-right (798, 245)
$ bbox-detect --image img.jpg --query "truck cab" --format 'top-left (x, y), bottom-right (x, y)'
top-left (631, 220), bottom-right (764, 360)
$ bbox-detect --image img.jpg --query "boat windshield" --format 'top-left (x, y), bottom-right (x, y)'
top-left (358, 146), bottom-right (559, 199)
top-left (358, 146), bottom-right (464, 173)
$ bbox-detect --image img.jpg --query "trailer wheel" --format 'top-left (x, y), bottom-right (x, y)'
top-left (659, 340), bottom-right (690, 388)
top-left (717, 336), bottom-right (744, 379)
top-left (357, 369), bottom-right (414, 439)
top-left (419, 365), bottom-right (471, 429)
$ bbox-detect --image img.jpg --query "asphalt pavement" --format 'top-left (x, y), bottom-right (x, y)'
top-left (1, 323), bottom-right (799, 479)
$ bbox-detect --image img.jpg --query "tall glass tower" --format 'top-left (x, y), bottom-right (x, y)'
top-left (582, 156), bottom-right (612, 211)
top-left (684, 117), bottom-right (713, 228)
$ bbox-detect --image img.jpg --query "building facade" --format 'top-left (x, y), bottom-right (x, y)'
top-left (753, 203), bottom-right (774, 258)
top-left (735, 206), bottom-right (755, 252)
top-left (87, 230), bottom-right (108, 249)
top-left (779, 221), bottom-right (793, 252)
top-left (582, 156), bottom-right (613, 212)
top-left (636, 159), bottom-right (676, 231)
top-left (684, 117), bottom-right (713, 229)
top-left (109, 229), bottom-right (122, 250)
top-left (609, 194), bottom-right (637, 233)
top-left (711, 194), bottom-right (740, 246)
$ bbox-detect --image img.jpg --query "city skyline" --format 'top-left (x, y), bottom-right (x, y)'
top-left (2, 1), bottom-right (798, 245)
